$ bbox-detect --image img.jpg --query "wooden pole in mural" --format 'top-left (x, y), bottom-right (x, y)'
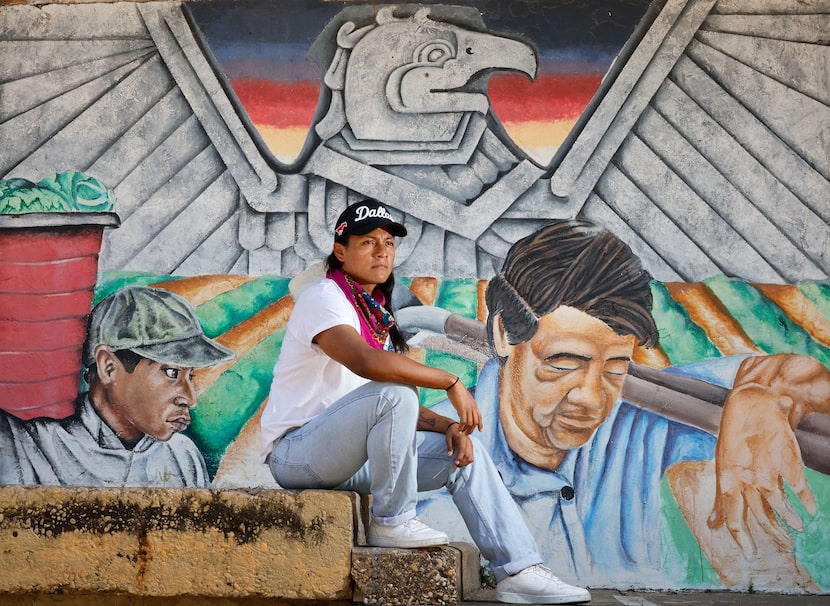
top-left (623, 363), bottom-right (830, 475)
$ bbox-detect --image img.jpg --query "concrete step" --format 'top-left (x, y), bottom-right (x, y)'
top-left (352, 542), bottom-right (481, 605)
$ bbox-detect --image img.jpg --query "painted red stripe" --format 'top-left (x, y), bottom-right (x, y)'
top-left (232, 72), bottom-right (602, 129)
top-left (489, 73), bottom-right (603, 122)
top-left (232, 79), bottom-right (320, 129)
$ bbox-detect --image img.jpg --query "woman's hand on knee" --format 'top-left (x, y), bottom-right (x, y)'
top-left (447, 382), bottom-right (483, 434)
top-left (445, 424), bottom-right (475, 467)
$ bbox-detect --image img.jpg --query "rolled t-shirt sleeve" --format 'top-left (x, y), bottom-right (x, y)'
top-left (289, 281), bottom-right (358, 347)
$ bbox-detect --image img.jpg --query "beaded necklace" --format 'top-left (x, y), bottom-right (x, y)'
top-left (328, 269), bottom-right (395, 349)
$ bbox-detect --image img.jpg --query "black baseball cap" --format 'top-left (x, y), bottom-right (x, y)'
top-left (333, 199), bottom-right (407, 239)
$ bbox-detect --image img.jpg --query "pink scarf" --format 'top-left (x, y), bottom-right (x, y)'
top-left (327, 269), bottom-right (395, 350)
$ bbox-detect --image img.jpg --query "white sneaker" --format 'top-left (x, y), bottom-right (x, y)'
top-left (367, 517), bottom-right (449, 548)
top-left (496, 565), bottom-right (591, 604)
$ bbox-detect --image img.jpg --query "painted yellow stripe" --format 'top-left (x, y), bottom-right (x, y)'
top-left (502, 119), bottom-right (578, 165)
top-left (477, 280), bottom-right (488, 324)
top-left (755, 284), bottom-right (830, 349)
top-left (665, 282), bottom-right (760, 356)
top-left (408, 277), bottom-right (439, 305)
top-left (633, 344), bottom-right (671, 369)
top-left (195, 296), bottom-right (295, 390)
top-left (155, 275), bottom-right (255, 307)
top-left (257, 125), bottom-right (309, 165)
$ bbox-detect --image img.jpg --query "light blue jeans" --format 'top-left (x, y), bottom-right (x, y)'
top-left (267, 381), bottom-right (541, 580)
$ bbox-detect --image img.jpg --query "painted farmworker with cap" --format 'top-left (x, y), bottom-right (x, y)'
top-left (0, 286), bottom-right (235, 487)
top-left (260, 198), bottom-right (591, 604)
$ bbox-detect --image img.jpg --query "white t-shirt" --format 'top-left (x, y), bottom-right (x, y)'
top-left (260, 279), bottom-right (369, 461)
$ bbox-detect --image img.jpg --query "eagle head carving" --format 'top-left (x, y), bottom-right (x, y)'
top-left (311, 5), bottom-right (537, 144)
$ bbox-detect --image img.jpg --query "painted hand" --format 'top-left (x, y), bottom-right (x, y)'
top-left (708, 355), bottom-right (825, 556)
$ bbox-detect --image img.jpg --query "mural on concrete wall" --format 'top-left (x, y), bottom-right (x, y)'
top-left (414, 221), bottom-right (830, 591)
top-left (1, 0), bottom-right (830, 595)
top-left (187, 0), bottom-right (651, 279)
top-left (0, 174), bottom-right (235, 486)
top-left (194, 0), bottom-right (619, 167)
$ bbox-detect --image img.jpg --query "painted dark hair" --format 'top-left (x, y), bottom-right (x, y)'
top-left (84, 349), bottom-right (145, 384)
top-left (485, 220), bottom-right (658, 361)
top-left (326, 231), bottom-right (409, 353)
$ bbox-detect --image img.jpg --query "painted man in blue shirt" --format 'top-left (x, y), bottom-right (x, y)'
top-left (415, 220), bottom-right (828, 590)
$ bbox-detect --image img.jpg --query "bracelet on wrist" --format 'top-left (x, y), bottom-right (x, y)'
top-left (445, 376), bottom-right (460, 391)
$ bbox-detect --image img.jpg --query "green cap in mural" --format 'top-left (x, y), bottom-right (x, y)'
top-left (0, 171), bottom-right (115, 214)
top-left (83, 286), bottom-right (236, 369)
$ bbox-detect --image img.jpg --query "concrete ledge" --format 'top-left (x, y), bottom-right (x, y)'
top-left (0, 597), bottom-right (352, 606)
top-left (0, 486), bottom-right (354, 599)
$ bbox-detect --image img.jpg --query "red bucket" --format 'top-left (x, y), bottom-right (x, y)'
top-left (0, 212), bottom-right (119, 420)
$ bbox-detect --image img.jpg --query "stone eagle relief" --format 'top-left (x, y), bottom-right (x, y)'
top-left (263, 5), bottom-right (568, 278)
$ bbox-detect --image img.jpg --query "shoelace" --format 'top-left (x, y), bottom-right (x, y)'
top-left (523, 564), bottom-right (567, 585)
top-left (403, 518), bottom-right (429, 531)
